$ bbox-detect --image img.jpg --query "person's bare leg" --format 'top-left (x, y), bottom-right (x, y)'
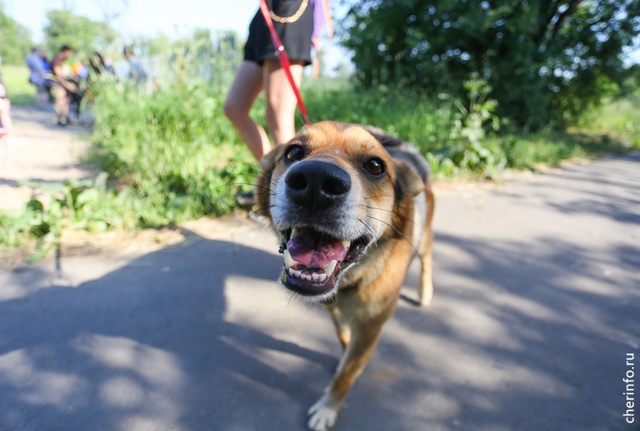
top-left (0, 101), bottom-right (8, 156)
top-left (263, 59), bottom-right (304, 146)
top-left (0, 98), bottom-right (14, 136)
top-left (224, 61), bottom-right (271, 161)
top-left (0, 96), bottom-right (23, 153)
top-left (54, 84), bottom-right (70, 122)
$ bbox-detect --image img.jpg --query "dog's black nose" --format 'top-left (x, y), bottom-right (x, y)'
top-left (285, 160), bottom-right (351, 209)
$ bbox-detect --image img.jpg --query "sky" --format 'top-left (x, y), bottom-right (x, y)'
top-left (5, 0), bottom-right (262, 42)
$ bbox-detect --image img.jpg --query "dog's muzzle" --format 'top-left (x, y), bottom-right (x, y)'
top-left (273, 160), bottom-right (371, 299)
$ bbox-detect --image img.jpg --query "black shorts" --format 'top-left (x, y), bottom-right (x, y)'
top-left (244, 0), bottom-right (313, 66)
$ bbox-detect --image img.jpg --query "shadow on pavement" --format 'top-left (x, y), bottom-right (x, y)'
top-left (0, 235), bottom-right (336, 431)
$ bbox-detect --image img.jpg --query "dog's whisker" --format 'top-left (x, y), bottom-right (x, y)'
top-left (363, 194), bottom-right (395, 200)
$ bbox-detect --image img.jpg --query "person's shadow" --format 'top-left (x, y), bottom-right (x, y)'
top-left (0, 233), bottom-right (338, 431)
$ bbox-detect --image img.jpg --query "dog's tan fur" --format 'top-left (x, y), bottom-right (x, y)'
top-left (256, 121), bottom-right (434, 430)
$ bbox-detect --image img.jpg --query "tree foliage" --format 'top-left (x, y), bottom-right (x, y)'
top-left (0, 1), bottom-right (33, 65)
top-left (342, 0), bottom-right (640, 129)
top-left (43, 9), bottom-right (117, 59)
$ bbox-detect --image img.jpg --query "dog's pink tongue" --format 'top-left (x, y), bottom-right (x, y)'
top-left (287, 229), bottom-right (348, 268)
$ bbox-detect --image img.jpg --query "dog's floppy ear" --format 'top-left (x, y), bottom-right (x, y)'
top-left (394, 160), bottom-right (424, 203)
top-left (391, 161), bottom-right (424, 238)
top-left (255, 145), bottom-right (286, 218)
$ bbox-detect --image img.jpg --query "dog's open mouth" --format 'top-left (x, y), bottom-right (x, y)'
top-left (280, 227), bottom-right (370, 297)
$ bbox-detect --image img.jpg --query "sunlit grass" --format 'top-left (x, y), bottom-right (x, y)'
top-left (577, 95), bottom-right (640, 148)
top-left (1, 65), bottom-right (35, 105)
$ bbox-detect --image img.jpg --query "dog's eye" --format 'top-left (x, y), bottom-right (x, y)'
top-left (285, 145), bottom-right (305, 162)
top-left (363, 158), bottom-right (385, 176)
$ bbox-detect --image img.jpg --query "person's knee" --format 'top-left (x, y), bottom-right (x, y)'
top-left (223, 98), bottom-right (243, 122)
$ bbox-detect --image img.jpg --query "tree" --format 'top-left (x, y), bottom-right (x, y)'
top-left (0, 1), bottom-right (33, 65)
top-left (342, 0), bottom-right (640, 129)
top-left (43, 9), bottom-right (118, 59)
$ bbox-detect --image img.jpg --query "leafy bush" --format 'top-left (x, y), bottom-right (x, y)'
top-left (89, 80), bottom-right (257, 226)
top-left (342, 0), bottom-right (640, 130)
top-left (442, 76), bottom-right (506, 177)
top-left (0, 174), bottom-right (129, 255)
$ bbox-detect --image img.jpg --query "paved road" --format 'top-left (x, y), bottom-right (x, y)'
top-left (1, 153), bottom-right (639, 431)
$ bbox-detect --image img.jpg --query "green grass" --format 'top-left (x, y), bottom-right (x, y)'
top-left (1, 65), bottom-right (35, 105)
top-left (87, 80), bottom-right (258, 227)
top-left (2, 75), bottom-right (639, 251)
top-left (577, 95), bottom-right (640, 148)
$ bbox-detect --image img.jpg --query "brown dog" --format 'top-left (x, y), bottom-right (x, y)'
top-left (256, 121), bottom-right (435, 430)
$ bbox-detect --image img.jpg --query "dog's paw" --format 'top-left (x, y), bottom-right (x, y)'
top-left (307, 395), bottom-right (339, 431)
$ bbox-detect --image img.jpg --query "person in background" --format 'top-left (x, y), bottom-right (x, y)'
top-left (26, 48), bottom-right (50, 107)
top-left (123, 46), bottom-right (147, 85)
top-left (0, 60), bottom-right (21, 157)
top-left (68, 60), bottom-right (89, 120)
top-left (224, 0), bottom-right (331, 205)
top-left (89, 52), bottom-right (116, 78)
top-left (103, 56), bottom-right (116, 75)
top-left (39, 51), bottom-right (54, 103)
top-left (51, 45), bottom-right (77, 126)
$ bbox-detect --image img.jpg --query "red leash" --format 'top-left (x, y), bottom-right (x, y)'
top-left (259, 0), bottom-right (311, 125)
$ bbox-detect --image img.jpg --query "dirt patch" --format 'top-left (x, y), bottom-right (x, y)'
top-left (0, 212), bottom-right (261, 272)
top-left (0, 105), bottom-right (94, 212)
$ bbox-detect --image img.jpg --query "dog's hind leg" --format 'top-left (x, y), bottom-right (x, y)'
top-left (418, 185), bottom-right (435, 306)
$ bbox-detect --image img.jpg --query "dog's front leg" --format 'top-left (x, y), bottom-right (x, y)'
top-left (325, 303), bottom-right (351, 350)
top-left (307, 304), bottom-right (392, 431)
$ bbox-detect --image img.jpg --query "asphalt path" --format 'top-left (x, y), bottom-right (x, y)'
top-left (1, 152), bottom-right (639, 431)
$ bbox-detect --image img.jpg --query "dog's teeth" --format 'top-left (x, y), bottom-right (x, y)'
top-left (283, 249), bottom-right (296, 269)
top-left (314, 273), bottom-right (327, 282)
top-left (342, 240), bottom-right (351, 249)
top-left (304, 274), bottom-right (312, 281)
top-left (323, 260), bottom-right (338, 276)
top-left (291, 227), bottom-right (299, 238)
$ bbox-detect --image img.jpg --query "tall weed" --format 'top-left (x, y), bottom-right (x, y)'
top-left (89, 80), bottom-right (257, 226)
